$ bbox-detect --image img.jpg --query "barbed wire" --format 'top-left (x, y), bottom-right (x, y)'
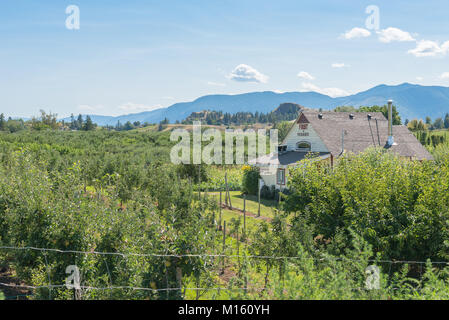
top-left (0, 280), bottom-right (416, 296)
top-left (1, 245), bottom-right (448, 264)
top-left (0, 245), bottom-right (440, 298)
top-left (0, 281), bottom-right (266, 293)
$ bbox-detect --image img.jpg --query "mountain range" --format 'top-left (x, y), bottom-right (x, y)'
top-left (67, 83), bottom-right (449, 126)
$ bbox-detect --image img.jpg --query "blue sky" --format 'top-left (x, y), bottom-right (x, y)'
top-left (1, 0), bottom-right (449, 118)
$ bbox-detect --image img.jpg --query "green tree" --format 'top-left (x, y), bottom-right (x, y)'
top-left (358, 105), bottom-right (401, 125)
top-left (334, 106), bottom-right (357, 112)
top-left (31, 110), bottom-right (59, 130)
top-left (77, 114), bottom-right (83, 130)
top-left (241, 165), bottom-right (260, 195)
top-left (123, 121), bottom-right (134, 131)
top-left (0, 113), bottom-right (5, 131)
top-left (425, 116), bottom-right (433, 129)
top-left (274, 121), bottom-right (293, 142)
top-left (444, 113), bottom-right (449, 129)
top-left (407, 119), bottom-right (426, 131)
top-left (434, 117), bottom-right (444, 129)
top-left (83, 115), bottom-right (95, 131)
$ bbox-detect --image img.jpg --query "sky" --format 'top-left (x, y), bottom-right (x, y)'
top-left (1, 0), bottom-right (449, 118)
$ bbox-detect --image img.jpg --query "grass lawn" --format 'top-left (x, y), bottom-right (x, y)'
top-left (208, 191), bottom-right (279, 219)
top-left (219, 209), bottom-right (264, 233)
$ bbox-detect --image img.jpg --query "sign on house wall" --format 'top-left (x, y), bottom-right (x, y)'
top-left (283, 116), bottom-right (329, 153)
top-left (297, 123), bottom-right (309, 136)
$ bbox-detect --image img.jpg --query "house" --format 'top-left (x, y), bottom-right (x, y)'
top-left (249, 101), bottom-right (433, 190)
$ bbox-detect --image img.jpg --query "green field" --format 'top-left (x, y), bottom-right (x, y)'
top-left (207, 191), bottom-right (278, 219)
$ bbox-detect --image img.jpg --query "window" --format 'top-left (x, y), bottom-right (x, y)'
top-left (277, 168), bottom-right (285, 185)
top-left (296, 141), bottom-right (311, 152)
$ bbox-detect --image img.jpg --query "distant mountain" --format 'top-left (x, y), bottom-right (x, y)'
top-left (336, 83), bottom-right (449, 121)
top-left (66, 83), bottom-right (449, 126)
top-left (272, 102), bottom-right (303, 115)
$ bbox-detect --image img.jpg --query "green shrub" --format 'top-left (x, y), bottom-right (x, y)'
top-left (260, 185), bottom-right (272, 199)
top-left (176, 164), bottom-right (208, 183)
top-left (241, 166), bottom-right (260, 195)
top-left (285, 147), bottom-right (449, 264)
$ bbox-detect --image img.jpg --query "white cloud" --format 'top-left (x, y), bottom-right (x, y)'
top-left (207, 81), bottom-right (226, 87)
top-left (440, 72), bottom-right (449, 79)
top-left (227, 64), bottom-right (268, 83)
top-left (377, 27), bottom-right (415, 43)
top-left (442, 41), bottom-right (449, 52)
top-left (408, 40), bottom-right (449, 57)
top-left (118, 102), bottom-right (163, 113)
top-left (416, 76), bottom-right (424, 81)
top-left (300, 82), bottom-right (349, 98)
top-left (341, 27), bottom-right (371, 40)
top-left (331, 63), bottom-right (349, 68)
top-left (297, 71), bottom-right (315, 80)
top-left (78, 104), bottom-right (105, 112)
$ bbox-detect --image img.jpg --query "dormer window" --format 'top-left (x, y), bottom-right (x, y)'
top-left (296, 141), bottom-right (311, 152)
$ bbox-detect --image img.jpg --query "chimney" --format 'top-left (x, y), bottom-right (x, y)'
top-left (387, 99), bottom-right (394, 146)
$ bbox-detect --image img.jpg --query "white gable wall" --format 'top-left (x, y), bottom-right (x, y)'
top-left (282, 122), bottom-right (329, 152)
top-left (260, 171), bottom-right (288, 191)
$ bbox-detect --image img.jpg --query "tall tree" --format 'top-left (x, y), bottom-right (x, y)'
top-left (444, 113), bottom-right (449, 129)
top-left (83, 115), bottom-right (95, 131)
top-left (433, 117), bottom-right (444, 129)
top-left (0, 113), bottom-right (5, 131)
top-left (77, 114), bottom-right (83, 130)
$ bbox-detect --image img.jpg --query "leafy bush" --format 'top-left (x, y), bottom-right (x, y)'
top-left (176, 164), bottom-right (209, 183)
top-left (284, 147), bottom-right (449, 264)
top-left (241, 165), bottom-right (260, 195)
top-left (260, 185), bottom-right (271, 199)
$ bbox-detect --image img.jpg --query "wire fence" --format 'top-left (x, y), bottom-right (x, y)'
top-left (1, 245), bottom-right (449, 264)
top-left (1, 245), bottom-right (448, 299)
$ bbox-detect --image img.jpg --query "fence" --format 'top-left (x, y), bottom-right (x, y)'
top-left (1, 245), bottom-right (448, 300)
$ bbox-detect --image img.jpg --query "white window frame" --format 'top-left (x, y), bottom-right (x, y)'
top-left (277, 168), bottom-right (285, 185)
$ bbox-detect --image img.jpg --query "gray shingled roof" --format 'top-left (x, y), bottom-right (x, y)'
top-left (249, 151), bottom-right (331, 166)
top-left (301, 111), bottom-right (433, 160)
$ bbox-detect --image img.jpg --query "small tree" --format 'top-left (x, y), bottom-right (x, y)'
top-left (241, 165), bottom-right (260, 195)
top-left (123, 121), bottom-right (134, 131)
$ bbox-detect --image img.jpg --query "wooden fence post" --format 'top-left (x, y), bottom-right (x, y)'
top-left (243, 195), bottom-right (246, 238)
top-left (176, 267), bottom-right (183, 298)
top-left (224, 173), bottom-right (229, 207)
top-left (196, 274), bottom-right (200, 300)
top-left (225, 172), bottom-right (232, 209)
top-left (219, 190), bottom-right (222, 226)
top-left (198, 164), bottom-right (201, 200)
top-left (258, 179), bottom-right (261, 217)
top-left (221, 220), bottom-right (226, 275)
